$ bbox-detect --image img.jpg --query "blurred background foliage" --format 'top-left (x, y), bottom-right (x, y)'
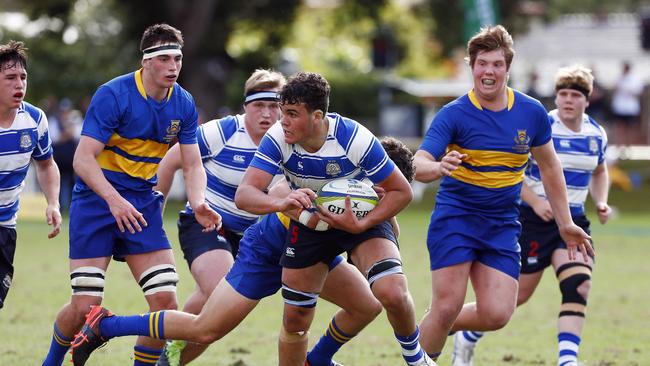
top-left (0, 0), bottom-right (646, 121)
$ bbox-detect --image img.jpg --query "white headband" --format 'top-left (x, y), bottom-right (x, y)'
top-left (244, 91), bottom-right (280, 104)
top-left (142, 44), bottom-right (182, 60)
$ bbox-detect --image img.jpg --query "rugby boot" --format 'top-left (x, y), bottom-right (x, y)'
top-left (411, 352), bottom-right (437, 366)
top-left (70, 305), bottom-right (113, 366)
top-left (155, 340), bottom-right (186, 366)
top-left (452, 331), bottom-right (475, 366)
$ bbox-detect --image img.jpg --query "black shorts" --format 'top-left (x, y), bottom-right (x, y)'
top-left (280, 220), bottom-right (397, 269)
top-left (177, 212), bottom-right (242, 268)
top-left (0, 227), bottom-right (17, 309)
top-left (519, 206), bottom-right (592, 274)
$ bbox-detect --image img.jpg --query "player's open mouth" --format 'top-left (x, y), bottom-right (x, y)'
top-left (482, 79), bottom-right (496, 86)
top-left (165, 75), bottom-right (177, 81)
top-left (13, 92), bottom-right (24, 98)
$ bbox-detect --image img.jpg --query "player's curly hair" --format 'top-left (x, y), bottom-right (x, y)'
top-left (467, 25), bottom-right (514, 70)
top-left (0, 40), bottom-right (28, 70)
top-left (381, 137), bottom-right (414, 183)
top-left (140, 23), bottom-right (184, 51)
top-left (554, 65), bottom-right (594, 98)
top-left (281, 72), bottom-right (330, 113)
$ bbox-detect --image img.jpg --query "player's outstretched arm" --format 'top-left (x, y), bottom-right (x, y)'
top-left (413, 149), bottom-right (466, 183)
top-left (178, 142), bottom-right (221, 232)
top-left (34, 157), bottom-right (62, 238)
top-left (589, 162), bottom-right (612, 224)
top-left (155, 142), bottom-right (182, 198)
top-left (236, 166), bottom-right (314, 214)
top-left (74, 136), bottom-right (147, 234)
top-left (531, 141), bottom-right (593, 261)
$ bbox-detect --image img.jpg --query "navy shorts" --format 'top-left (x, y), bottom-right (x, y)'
top-left (0, 227), bottom-right (17, 309)
top-left (280, 220), bottom-right (397, 269)
top-left (519, 206), bottom-right (592, 273)
top-left (177, 212), bottom-right (242, 268)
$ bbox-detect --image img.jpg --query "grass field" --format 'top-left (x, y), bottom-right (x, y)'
top-left (0, 194), bottom-right (648, 365)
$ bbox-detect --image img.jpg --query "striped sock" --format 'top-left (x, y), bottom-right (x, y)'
top-left (461, 330), bottom-right (484, 344)
top-left (42, 323), bottom-right (72, 366)
top-left (307, 317), bottom-right (354, 366)
top-left (100, 311), bottom-right (166, 339)
top-left (395, 327), bottom-right (427, 366)
top-left (558, 332), bottom-right (581, 366)
top-left (133, 345), bottom-right (163, 365)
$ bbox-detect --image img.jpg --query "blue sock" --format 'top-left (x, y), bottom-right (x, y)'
top-left (100, 311), bottom-right (166, 339)
top-left (395, 327), bottom-right (427, 366)
top-left (558, 332), bottom-right (581, 366)
top-left (42, 323), bottom-right (72, 366)
top-left (461, 330), bottom-right (484, 344)
top-left (307, 317), bottom-right (354, 366)
top-left (133, 345), bottom-right (163, 365)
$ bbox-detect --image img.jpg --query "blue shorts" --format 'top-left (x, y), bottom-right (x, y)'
top-left (177, 212), bottom-right (242, 268)
top-left (280, 220), bottom-right (397, 269)
top-left (226, 215), bottom-right (344, 300)
top-left (426, 205), bottom-right (521, 279)
top-left (69, 190), bottom-right (170, 259)
top-left (0, 227), bottom-right (17, 309)
top-left (519, 206), bottom-right (593, 273)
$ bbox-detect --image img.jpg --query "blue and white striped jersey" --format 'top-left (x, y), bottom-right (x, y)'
top-left (0, 102), bottom-right (53, 228)
top-left (524, 110), bottom-right (607, 215)
top-left (188, 115), bottom-right (283, 233)
top-left (250, 113), bottom-right (395, 192)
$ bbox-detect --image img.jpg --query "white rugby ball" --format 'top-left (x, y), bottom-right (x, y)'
top-left (315, 178), bottom-right (379, 219)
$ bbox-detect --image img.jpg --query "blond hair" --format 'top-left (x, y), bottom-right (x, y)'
top-left (554, 65), bottom-right (594, 97)
top-left (467, 25), bottom-right (514, 69)
top-left (244, 69), bottom-right (286, 95)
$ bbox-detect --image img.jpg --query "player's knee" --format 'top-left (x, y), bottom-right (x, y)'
top-left (431, 299), bottom-right (463, 326)
top-left (481, 307), bottom-right (513, 330)
top-left (279, 324), bottom-right (309, 344)
top-left (145, 292), bottom-right (178, 311)
top-left (557, 262), bottom-right (592, 318)
top-left (366, 258), bottom-right (403, 288)
top-left (71, 266), bottom-right (106, 299)
top-left (139, 264), bottom-right (179, 297)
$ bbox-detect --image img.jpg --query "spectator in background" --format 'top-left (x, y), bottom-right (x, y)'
top-left (525, 70), bottom-right (542, 102)
top-left (585, 67), bottom-right (607, 124)
top-left (49, 98), bottom-right (82, 212)
top-left (610, 61), bottom-right (643, 145)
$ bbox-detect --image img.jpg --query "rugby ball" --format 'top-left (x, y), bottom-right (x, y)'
top-left (315, 178), bottom-right (379, 219)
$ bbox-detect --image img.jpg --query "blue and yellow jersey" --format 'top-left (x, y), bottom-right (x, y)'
top-left (419, 88), bottom-right (551, 218)
top-left (75, 69), bottom-right (199, 193)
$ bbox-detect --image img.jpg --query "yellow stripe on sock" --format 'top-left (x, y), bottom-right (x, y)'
top-left (153, 311), bottom-right (160, 339)
top-left (149, 313), bottom-right (154, 339)
top-left (53, 332), bottom-right (71, 346)
top-left (327, 322), bottom-right (351, 343)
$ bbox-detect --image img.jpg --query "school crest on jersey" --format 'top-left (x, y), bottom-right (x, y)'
top-left (325, 161), bottom-right (341, 176)
top-left (588, 137), bottom-right (599, 153)
top-left (19, 131), bottom-right (33, 151)
top-left (164, 120), bottom-right (181, 143)
top-left (513, 129), bottom-right (531, 153)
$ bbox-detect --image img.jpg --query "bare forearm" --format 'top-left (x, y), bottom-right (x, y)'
top-left (74, 155), bottom-right (121, 202)
top-left (362, 189), bottom-right (412, 228)
top-left (183, 164), bottom-right (207, 209)
top-left (35, 160), bottom-right (61, 207)
top-left (589, 167), bottom-right (610, 205)
top-left (540, 168), bottom-right (572, 226)
top-left (414, 158), bottom-right (443, 183)
top-left (235, 184), bottom-right (282, 215)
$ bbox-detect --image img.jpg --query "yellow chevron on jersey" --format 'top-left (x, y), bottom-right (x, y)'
top-left (276, 212), bottom-right (291, 229)
top-left (106, 133), bottom-right (169, 159)
top-left (451, 166), bottom-right (525, 188)
top-left (448, 144), bottom-right (529, 169)
top-left (96, 150), bottom-right (159, 180)
top-left (468, 87), bottom-right (515, 111)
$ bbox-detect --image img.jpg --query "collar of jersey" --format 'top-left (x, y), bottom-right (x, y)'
top-left (468, 87), bottom-right (514, 111)
top-left (135, 68), bottom-right (174, 101)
